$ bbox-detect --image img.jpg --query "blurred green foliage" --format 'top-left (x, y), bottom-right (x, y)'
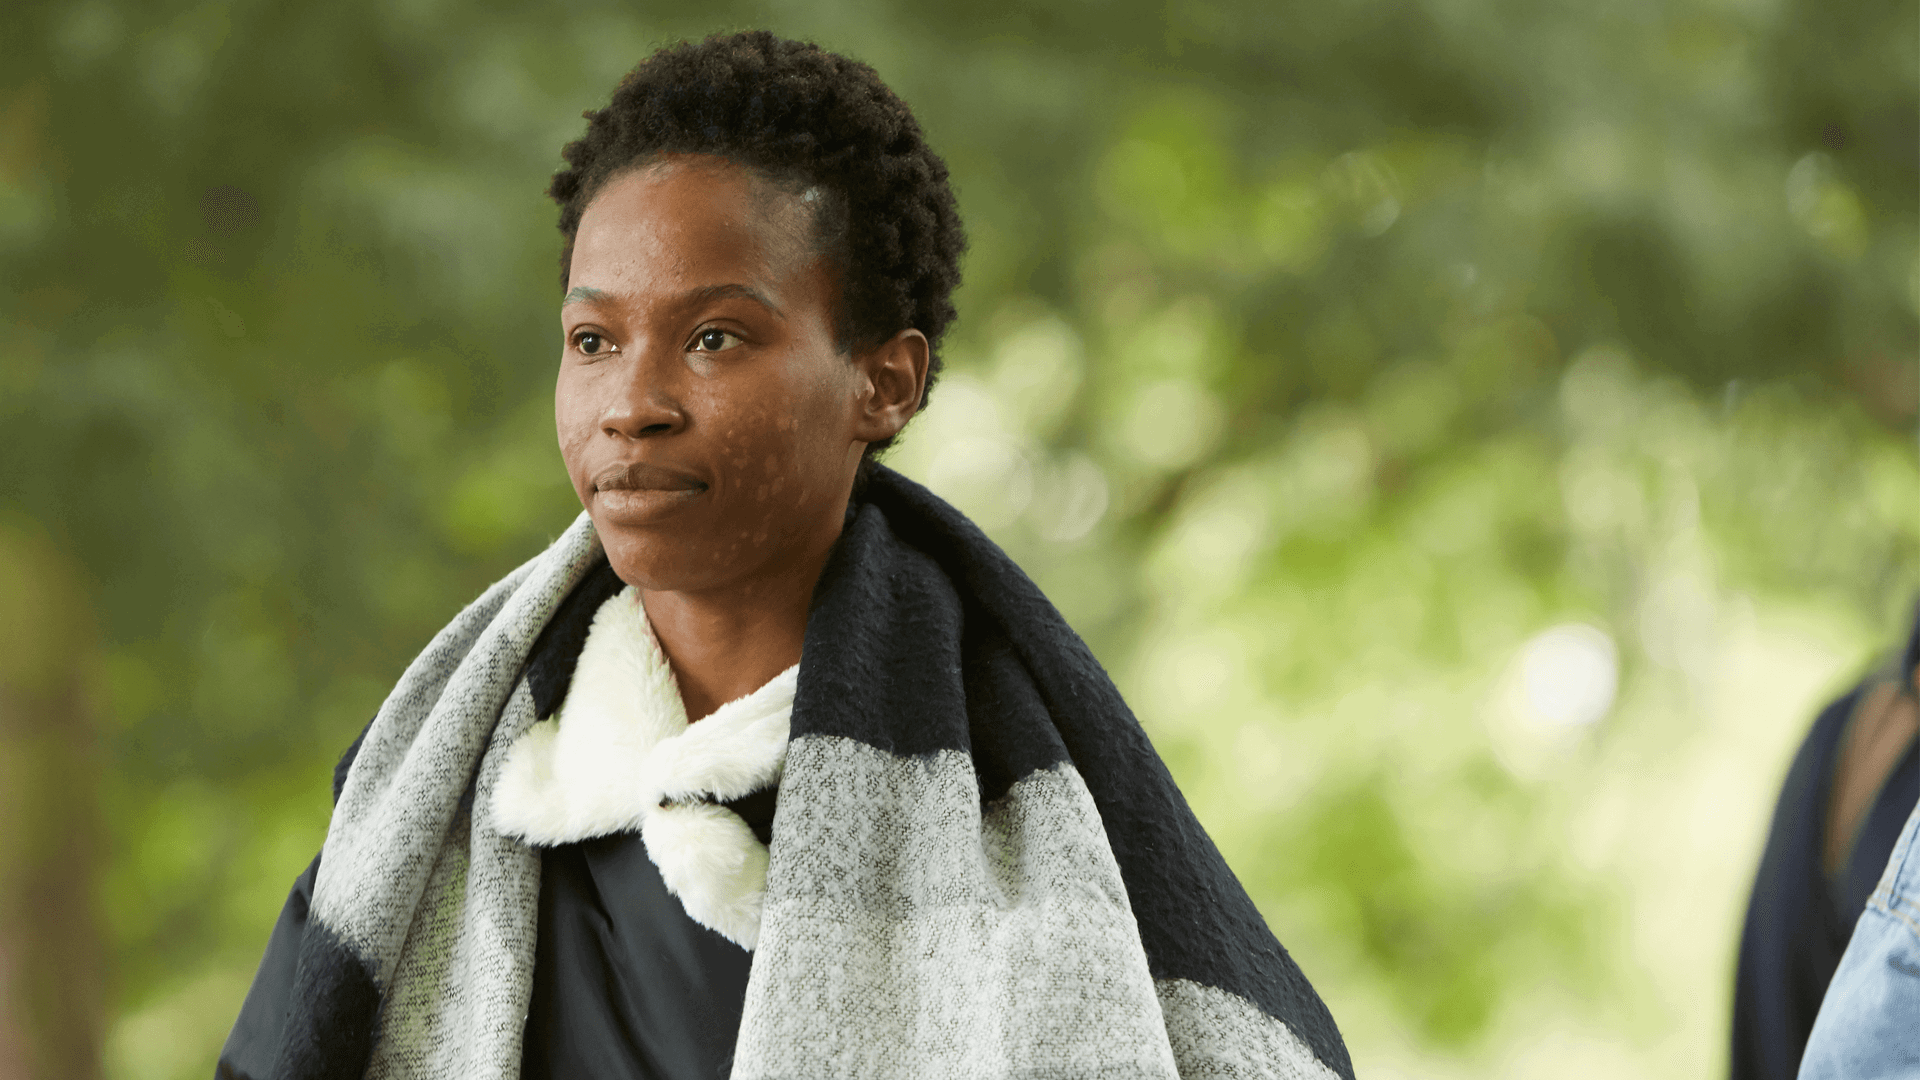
top-left (0, 0), bottom-right (1914, 1076)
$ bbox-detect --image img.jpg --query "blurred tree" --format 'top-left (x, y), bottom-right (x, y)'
top-left (0, 523), bottom-right (105, 1080)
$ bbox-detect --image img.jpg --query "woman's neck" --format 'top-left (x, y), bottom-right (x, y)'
top-left (639, 536), bottom-right (834, 722)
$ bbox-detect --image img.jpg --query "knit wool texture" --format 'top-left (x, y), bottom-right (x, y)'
top-left (272, 467), bottom-right (1354, 1080)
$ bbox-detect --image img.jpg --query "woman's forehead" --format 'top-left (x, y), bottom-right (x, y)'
top-left (569, 157), bottom-right (823, 298)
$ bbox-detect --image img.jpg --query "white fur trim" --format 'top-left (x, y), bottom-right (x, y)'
top-left (642, 801), bottom-right (770, 950)
top-left (491, 585), bottom-right (794, 949)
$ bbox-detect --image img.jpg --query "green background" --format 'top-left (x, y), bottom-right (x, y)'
top-left (0, 0), bottom-right (1915, 1076)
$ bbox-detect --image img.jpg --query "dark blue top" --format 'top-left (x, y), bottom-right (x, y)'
top-left (518, 827), bottom-right (760, 1080)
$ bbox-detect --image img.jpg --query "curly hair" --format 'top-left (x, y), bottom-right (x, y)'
top-left (549, 31), bottom-right (967, 459)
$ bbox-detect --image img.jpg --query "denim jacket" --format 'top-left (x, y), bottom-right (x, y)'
top-left (1798, 794), bottom-right (1920, 1079)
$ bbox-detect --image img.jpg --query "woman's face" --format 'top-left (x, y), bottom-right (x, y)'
top-left (556, 155), bottom-right (891, 594)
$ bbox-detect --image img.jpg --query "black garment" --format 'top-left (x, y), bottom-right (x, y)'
top-left (1729, 605), bottom-right (1920, 1080)
top-left (520, 833), bottom-right (753, 1080)
top-left (219, 858), bottom-right (322, 1080)
top-left (219, 556), bottom-right (775, 1080)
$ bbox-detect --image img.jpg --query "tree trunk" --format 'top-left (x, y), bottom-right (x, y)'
top-left (0, 521), bottom-right (103, 1080)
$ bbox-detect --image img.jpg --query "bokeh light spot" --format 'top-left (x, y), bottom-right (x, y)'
top-left (1518, 624), bottom-right (1618, 728)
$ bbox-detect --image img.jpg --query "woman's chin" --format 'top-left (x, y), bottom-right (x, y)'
top-left (596, 527), bottom-right (734, 596)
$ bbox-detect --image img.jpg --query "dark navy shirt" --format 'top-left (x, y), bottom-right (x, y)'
top-left (519, 812), bottom-right (771, 1080)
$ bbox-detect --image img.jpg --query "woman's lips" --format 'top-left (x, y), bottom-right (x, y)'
top-left (593, 462), bottom-right (706, 492)
top-left (591, 461), bottom-right (708, 523)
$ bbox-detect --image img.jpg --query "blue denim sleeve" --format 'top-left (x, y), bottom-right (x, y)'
top-left (1798, 795), bottom-right (1920, 1080)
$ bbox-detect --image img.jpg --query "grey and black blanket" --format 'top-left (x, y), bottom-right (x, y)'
top-left (230, 466), bottom-right (1353, 1079)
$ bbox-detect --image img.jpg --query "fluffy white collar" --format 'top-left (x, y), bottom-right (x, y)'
top-left (492, 585), bottom-right (795, 950)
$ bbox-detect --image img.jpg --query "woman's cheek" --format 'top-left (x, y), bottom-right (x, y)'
top-left (554, 416), bottom-right (597, 505)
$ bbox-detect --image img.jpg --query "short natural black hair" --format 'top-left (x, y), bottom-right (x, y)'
top-left (549, 30), bottom-right (967, 459)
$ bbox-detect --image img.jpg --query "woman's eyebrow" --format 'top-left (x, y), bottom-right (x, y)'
top-left (689, 283), bottom-right (783, 319)
top-left (559, 282), bottom-right (784, 317)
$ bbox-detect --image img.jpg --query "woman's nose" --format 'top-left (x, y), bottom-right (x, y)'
top-left (601, 344), bottom-right (688, 440)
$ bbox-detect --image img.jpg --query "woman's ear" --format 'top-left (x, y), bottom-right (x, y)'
top-left (852, 329), bottom-right (930, 443)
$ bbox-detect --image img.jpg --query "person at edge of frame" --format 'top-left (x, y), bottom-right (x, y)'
top-left (1797, 779), bottom-right (1920, 1079)
top-left (215, 30), bottom-right (1356, 1080)
top-left (1730, 598), bottom-right (1920, 1080)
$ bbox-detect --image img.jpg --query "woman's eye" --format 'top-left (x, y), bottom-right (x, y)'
top-left (691, 328), bottom-right (743, 352)
top-left (573, 331), bottom-right (614, 356)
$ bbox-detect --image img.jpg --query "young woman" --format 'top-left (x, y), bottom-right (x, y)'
top-left (219, 31), bottom-right (1352, 1080)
